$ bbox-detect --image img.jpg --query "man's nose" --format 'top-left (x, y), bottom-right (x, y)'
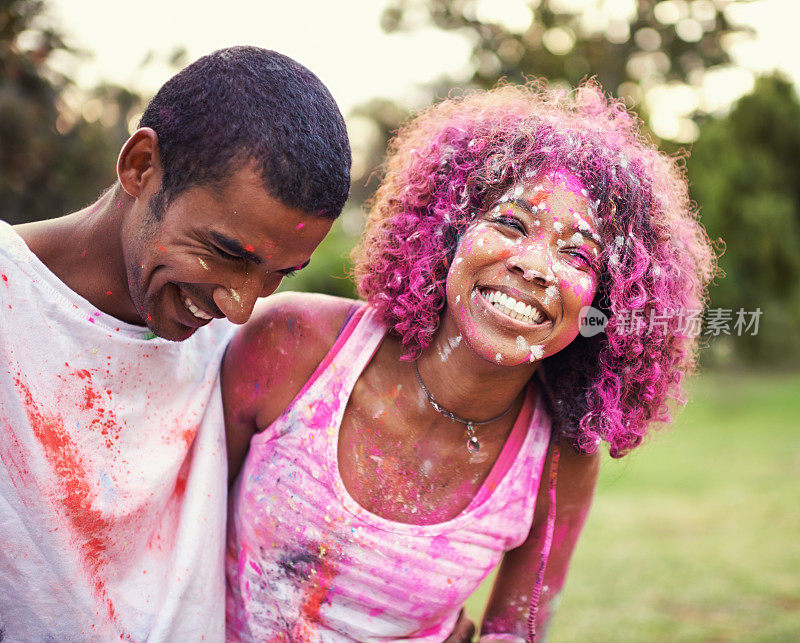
top-left (212, 274), bottom-right (282, 325)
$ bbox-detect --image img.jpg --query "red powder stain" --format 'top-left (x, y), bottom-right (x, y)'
top-left (106, 290), bottom-right (113, 296)
top-left (181, 426), bottom-right (196, 447)
top-left (529, 190), bottom-right (549, 208)
top-left (0, 423), bottom-right (32, 505)
top-left (158, 245), bottom-right (166, 252)
top-left (13, 377), bottom-right (121, 629)
top-left (243, 244), bottom-right (255, 253)
top-left (498, 248), bottom-right (512, 260)
top-left (70, 369), bottom-right (123, 450)
top-left (293, 540), bottom-right (339, 637)
top-left (1, 274), bottom-right (7, 282)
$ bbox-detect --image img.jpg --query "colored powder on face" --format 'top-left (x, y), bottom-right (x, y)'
top-left (296, 222), bottom-right (305, 230)
top-left (2, 274), bottom-right (7, 282)
top-left (244, 244), bottom-right (255, 253)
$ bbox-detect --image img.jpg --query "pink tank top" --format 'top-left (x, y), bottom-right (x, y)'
top-left (226, 305), bottom-right (553, 641)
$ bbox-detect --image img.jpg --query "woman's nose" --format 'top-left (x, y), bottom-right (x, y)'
top-left (505, 245), bottom-right (553, 284)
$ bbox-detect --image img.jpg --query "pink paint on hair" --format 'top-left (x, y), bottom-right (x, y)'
top-left (352, 81), bottom-right (716, 458)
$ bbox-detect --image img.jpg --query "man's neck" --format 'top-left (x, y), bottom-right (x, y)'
top-left (14, 184), bottom-right (141, 324)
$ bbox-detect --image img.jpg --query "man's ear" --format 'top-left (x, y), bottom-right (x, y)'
top-left (117, 128), bottom-right (161, 198)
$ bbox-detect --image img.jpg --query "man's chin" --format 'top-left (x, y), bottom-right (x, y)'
top-left (148, 322), bottom-right (197, 342)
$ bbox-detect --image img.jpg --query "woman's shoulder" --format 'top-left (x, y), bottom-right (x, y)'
top-left (223, 292), bottom-right (360, 427)
top-left (228, 291), bottom-right (358, 370)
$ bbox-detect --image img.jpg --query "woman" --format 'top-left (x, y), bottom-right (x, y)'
top-left (222, 82), bottom-right (715, 641)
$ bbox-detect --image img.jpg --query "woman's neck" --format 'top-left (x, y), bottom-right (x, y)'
top-left (413, 317), bottom-right (538, 424)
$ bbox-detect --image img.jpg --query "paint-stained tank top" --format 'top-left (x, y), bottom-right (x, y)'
top-left (226, 305), bottom-right (553, 642)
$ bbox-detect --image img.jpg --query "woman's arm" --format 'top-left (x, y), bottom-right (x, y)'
top-left (480, 439), bottom-right (600, 641)
top-left (221, 292), bottom-right (355, 485)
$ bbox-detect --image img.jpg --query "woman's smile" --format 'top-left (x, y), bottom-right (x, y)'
top-left (444, 169), bottom-right (602, 366)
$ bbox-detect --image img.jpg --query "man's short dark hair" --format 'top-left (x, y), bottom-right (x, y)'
top-left (139, 46), bottom-right (351, 220)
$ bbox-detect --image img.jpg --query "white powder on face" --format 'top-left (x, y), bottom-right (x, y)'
top-left (553, 221), bottom-right (564, 232)
top-left (516, 335), bottom-right (527, 352)
top-left (528, 344), bottom-right (544, 362)
top-left (495, 352), bottom-right (502, 363)
top-left (545, 285), bottom-right (559, 300)
top-left (455, 295), bottom-right (461, 304)
top-left (438, 334), bottom-right (462, 362)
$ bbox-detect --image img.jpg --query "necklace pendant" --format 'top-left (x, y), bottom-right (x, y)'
top-left (466, 422), bottom-right (480, 454)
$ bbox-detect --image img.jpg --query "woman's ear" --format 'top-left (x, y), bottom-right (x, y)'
top-left (117, 128), bottom-right (161, 198)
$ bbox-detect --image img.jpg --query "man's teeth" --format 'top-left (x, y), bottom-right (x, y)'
top-left (183, 296), bottom-right (212, 320)
top-left (481, 289), bottom-right (545, 324)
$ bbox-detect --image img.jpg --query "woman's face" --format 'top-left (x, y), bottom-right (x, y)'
top-left (444, 169), bottom-right (602, 366)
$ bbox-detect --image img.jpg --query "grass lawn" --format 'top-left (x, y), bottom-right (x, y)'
top-left (464, 371), bottom-right (800, 641)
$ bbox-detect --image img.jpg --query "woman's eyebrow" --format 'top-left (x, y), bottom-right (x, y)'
top-left (569, 227), bottom-right (602, 245)
top-left (210, 231), bottom-right (263, 264)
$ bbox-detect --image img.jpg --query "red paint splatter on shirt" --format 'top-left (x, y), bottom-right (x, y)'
top-left (13, 376), bottom-right (121, 629)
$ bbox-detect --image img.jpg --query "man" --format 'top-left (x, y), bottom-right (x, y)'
top-left (0, 46), bottom-right (350, 641)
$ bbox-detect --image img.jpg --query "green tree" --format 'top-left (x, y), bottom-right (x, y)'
top-left (688, 74), bottom-right (800, 365)
top-left (1, 0), bottom-right (141, 224)
top-left (381, 0), bottom-right (750, 106)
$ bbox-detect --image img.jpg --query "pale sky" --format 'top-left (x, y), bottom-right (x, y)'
top-left (44, 0), bottom-right (795, 142)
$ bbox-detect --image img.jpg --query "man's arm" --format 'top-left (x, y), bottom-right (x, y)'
top-left (480, 440), bottom-right (600, 641)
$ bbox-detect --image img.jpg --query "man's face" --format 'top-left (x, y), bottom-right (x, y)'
top-left (123, 163), bottom-right (333, 341)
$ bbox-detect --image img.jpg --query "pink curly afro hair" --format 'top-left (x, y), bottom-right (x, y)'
top-left (352, 81), bottom-right (716, 457)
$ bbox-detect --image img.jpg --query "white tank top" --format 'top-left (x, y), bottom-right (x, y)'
top-left (226, 304), bottom-right (552, 641)
top-left (0, 221), bottom-right (233, 641)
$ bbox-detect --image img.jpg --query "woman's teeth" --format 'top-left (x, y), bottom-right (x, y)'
top-left (480, 288), bottom-right (545, 324)
top-left (183, 296), bottom-right (212, 320)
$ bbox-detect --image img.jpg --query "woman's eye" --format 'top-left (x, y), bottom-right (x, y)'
top-left (492, 214), bottom-right (526, 234)
top-left (565, 250), bottom-right (594, 270)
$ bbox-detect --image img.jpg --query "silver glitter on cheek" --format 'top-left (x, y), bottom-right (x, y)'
top-left (230, 289), bottom-right (242, 304)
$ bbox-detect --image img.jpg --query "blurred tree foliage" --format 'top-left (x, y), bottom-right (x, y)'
top-left (380, 0), bottom-right (747, 103)
top-left (313, 0), bottom-right (761, 308)
top-left (689, 74), bottom-right (800, 365)
top-left (1, 0), bottom-right (141, 224)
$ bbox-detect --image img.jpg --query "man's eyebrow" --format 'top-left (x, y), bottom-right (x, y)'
top-left (210, 231), bottom-right (263, 264)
